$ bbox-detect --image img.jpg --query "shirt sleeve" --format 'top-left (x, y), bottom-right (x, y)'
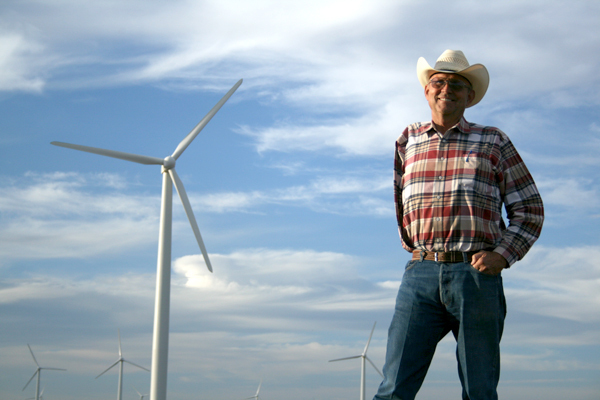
top-left (394, 128), bottom-right (414, 253)
top-left (493, 131), bottom-right (545, 266)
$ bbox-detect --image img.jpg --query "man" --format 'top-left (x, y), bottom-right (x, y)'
top-left (373, 50), bottom-right (544, 400)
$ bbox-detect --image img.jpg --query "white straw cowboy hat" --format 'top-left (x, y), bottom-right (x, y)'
top-left (417, 49), bottom-right (489, 107)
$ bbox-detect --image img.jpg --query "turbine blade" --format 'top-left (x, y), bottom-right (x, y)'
top-left (22, 370), bottom-right (38, 391)
top-left (123, 359), bottom-right (150, 372)
top-left (366, 356), bottom-right (384, 378)
top-left (118, 329), bottom-right (122, 357)
top-left (329, 355), bottom-right (361, 362)
top-left (363, 321), bottom-right (377, 355)
top-left (27, 344), bottom-right (40, 367)
top-left (171, 79), bottom-right (243, 160)
top-left (51, 141), bottom-right (164, 165)
top-left (169, 168), bottom-right (213, 272)
top-left (256, 380), bottom-right (262, 395)
top-left (96, 360), bottom-right (120, 378)
top-left (40, 367), bottom-right (67, 371)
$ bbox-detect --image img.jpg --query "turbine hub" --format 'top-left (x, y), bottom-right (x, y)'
top-left (163, 156), bottom-right (176, 170)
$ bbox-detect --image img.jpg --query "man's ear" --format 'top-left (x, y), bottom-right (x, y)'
top-left (466, 89), bottom-right (476, 107)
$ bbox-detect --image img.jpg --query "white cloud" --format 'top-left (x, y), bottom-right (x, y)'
top-left (3, 0), bottom-right (599, 160)
top-left (236, 104), bottom-right (410, 156)
top-left (173, 248), bottom-right (360, 293)
top-left (377, 280), bottom-right (401, 290)
top-left (504, 245), bottom-right (600, 323)
top-left (535, 177), bottom-right (600, 210)
top-left (0, 169), bottom-right (392, 265)
top-left (2, 243), bottom-right (600, 400)
top-left (192, 191), bottom-right (268, 214)
top-left (0, 32), bottom-right (46, 91)
top-left (0, 172), bottom-right (159, 261)
top-left (502, 350), bottom-right (600, 372)
top-left (4, 0), bottom-right (598, 103)
top-left (192, 174), bottom-right (393, 215)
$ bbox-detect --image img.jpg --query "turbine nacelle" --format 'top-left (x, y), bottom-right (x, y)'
top-left (163, 156), bottom-right (176, 171)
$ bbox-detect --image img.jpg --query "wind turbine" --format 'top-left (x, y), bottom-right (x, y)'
top-left (22, 344), bottom-right (66, 400)
top-left (329, 322), bottom-right (383, 400)
top-left (133, 385), bottom-right (149, 400)
top-left (51, 79), bottom-right (242, 400)
top-left (245, 380), bottom-right (262, 400)
top-left (97, 330), bottom-right (149, 400)
top-left (26, 388), bottom-right (44, 400)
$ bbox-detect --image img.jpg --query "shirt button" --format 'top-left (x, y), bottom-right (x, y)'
top-left (440, 157), bottom-right (445, 161)
top-left (435, 217), bottom-right (441, 221)
top-left (438, 176), bottom-right (443, 180)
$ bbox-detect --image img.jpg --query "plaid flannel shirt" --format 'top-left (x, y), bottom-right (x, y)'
top-left (394, 117), bottom-right (544, 266)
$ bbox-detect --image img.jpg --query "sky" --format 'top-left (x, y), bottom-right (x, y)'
top-left (1, 0), bottom-right (600, 399)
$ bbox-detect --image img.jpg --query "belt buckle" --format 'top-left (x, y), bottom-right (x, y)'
top-left (434, 252), bottom-right (438, 262)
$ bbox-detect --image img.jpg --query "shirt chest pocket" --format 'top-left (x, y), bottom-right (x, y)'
top-left (453, 151), bottom-right (496, 195)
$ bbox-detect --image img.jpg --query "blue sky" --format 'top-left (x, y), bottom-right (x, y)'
top-left (1, 1), bottom-right (600, 399)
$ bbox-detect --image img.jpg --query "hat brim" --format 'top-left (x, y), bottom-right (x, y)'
top-left (417, 57), bottom-right (489, 107)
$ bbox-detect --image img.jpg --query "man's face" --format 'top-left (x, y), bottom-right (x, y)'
top-left (424, 73), bottom-right (475, 121)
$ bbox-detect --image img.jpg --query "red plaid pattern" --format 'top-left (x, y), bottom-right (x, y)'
top-left (394, 118), bottom-right (544, 266)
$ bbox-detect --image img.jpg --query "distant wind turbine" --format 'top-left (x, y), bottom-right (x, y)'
top-left (22, 344), bottom-right (66, 400)
top-left (26, 387), bottom-right (44, 400)
top-left (52, 78), bottom-right (242, 400)
top-left (245, 380), bottom-right (262, 400)
top-left (133, 385), bottom-right (149, 400)
top-left (96, 330), bottom-right (149, 400)
top-left (329, 322), bottom-right (383, 400)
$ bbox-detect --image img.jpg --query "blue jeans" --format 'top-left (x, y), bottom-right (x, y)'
top-left (374, 258), bottom-right (506, 400)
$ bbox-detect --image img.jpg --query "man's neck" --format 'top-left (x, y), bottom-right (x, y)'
top-left (431, 115), bottom-right (462, 134)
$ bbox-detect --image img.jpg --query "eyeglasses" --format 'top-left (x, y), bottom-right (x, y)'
top-left (429, 79), bottom-right (471, 91)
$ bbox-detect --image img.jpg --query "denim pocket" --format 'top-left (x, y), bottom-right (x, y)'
top-left (405, 260), bottom-right (418, 271)
top-left (468, 263), bottom-right (502, 280)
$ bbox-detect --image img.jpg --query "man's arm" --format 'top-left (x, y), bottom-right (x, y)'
top-left (490, 130), bottom-right (545, 267)
top-left (394, 129), bottom-right (414, 252)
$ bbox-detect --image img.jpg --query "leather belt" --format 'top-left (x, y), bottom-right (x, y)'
top-left (412, 250), bottom-right (478, 263)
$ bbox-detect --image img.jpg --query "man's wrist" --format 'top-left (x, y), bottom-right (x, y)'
top-left (492, 247), bottom-right (515, 268)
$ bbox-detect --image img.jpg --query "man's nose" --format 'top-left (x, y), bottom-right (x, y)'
top-left (440, 82), bottom-right (453, 92)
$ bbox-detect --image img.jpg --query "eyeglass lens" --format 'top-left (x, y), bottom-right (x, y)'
top-left (430, 80), bottom-right (470, 90)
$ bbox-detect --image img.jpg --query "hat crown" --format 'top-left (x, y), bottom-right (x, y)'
top-left (433, 50), bottom-right (470, 72)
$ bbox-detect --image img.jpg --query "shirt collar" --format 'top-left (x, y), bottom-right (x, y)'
top-left (423, 117), bottom-right (471, 136)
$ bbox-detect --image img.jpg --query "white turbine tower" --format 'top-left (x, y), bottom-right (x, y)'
top-left (97, 330), bottom-right (149, 400)
top-left (245, 380), bottom-right (262, 400)
top-left (26, 388), bottom-right (44, 400)
top-left (22, 344), bottom-right (66, 400)
top-left (51, 79), bottom-right (242, 400)
top-left (329, 322), bottom-right (383, 400)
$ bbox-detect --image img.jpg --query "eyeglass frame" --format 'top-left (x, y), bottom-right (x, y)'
top-left (428, 78), bottom-right (472, 91)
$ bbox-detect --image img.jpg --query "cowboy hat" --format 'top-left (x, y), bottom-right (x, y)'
top-left (417, 49), bottom-right (489, 107)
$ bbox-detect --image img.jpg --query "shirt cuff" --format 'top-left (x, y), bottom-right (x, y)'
top-left (493, 245), bottom-right (518, 267)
